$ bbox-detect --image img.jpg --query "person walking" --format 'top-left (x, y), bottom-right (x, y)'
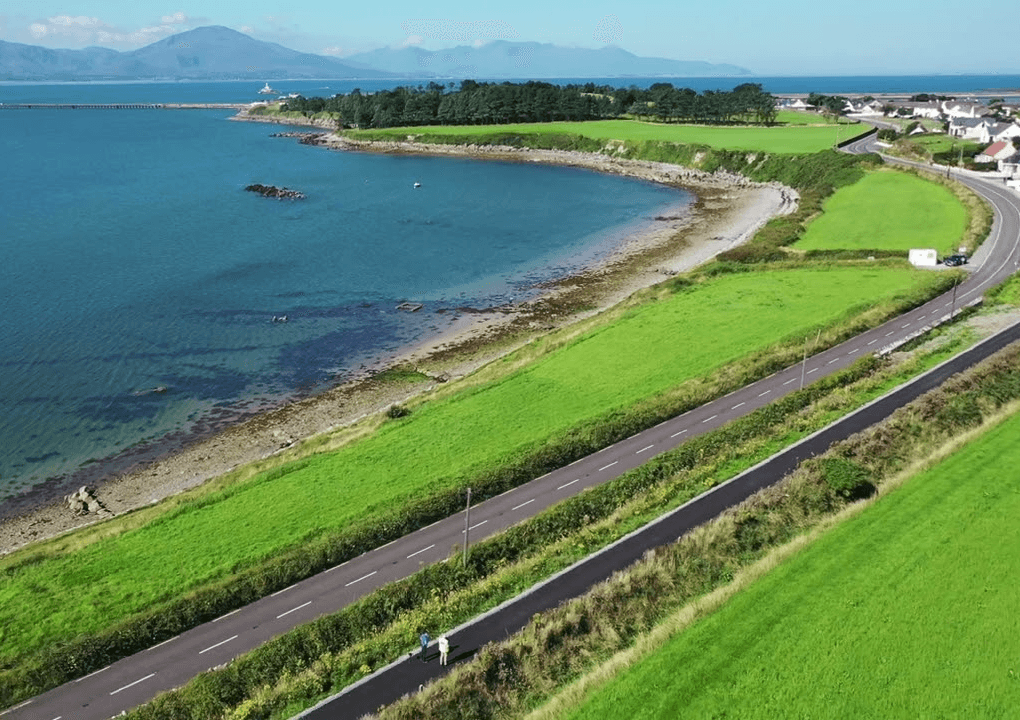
top-left (419, 630), bottom-right (430, 662)
top-left (438, 635), bottom-right (450, 665)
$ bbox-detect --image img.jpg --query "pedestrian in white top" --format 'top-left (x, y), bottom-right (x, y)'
top-left (438, 635), bottom-right (450, 665)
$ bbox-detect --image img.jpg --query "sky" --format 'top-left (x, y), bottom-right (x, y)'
top-left (2, 1), bottom-right (1018, 76)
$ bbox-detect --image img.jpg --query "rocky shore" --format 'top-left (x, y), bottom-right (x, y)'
top-left (0, 127), bottom-right (798, 555)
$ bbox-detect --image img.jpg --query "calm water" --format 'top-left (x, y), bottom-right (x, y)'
top-left (0, 100), bottom-right (688, 505)
top-left (2, 72), bottom-right (1014, 506)
top-left (2, 75), bottom-right (1019, 105)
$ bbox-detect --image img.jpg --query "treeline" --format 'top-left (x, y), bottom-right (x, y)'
top-left (280, 80), bottom-right (777, 128)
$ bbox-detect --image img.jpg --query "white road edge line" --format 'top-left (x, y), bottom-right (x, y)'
top-left (277, 601), bottom-right (312, 619)
top-left (1, 699), bottom-right (33, 714)
top-left (512, 499), bottom-right (535, 511)
top-left (199, 635), bottom-right (238, 655)
top-left (270, 584), bottom-right (295, 597)
top-left (345, 571), bottom-right (377, 587)
top-left (213, 607), bottom-right (242, 623)
top-left (599, 461), bottom-right (618, 471)
top-left (110, 672), bottom-right (156, 695)
top-left (558, 478), bottom-right (580, 490)
top-left (150, 636), bottom-right (175, 651)
top-left (635, 444), bottom-right (654, 454)
top-left (406, 544), bottom-right (436, 559)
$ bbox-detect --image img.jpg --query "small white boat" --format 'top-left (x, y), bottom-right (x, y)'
top-left (413, 182), bottom-right (422, 188)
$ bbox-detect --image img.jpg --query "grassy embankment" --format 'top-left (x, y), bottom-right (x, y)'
top-left (348, 118), bottom-right (863, 154)
top-left (0, 120), bottom-right (986, 710)
top-left (555, 404), bottom-right (1020, 719)
top-left (887, 133), bottom-right (984, 165)
top-left (373, 330), bottom-right (1020, 720)
top-left (794, 169), bottom-right (969, 255)
top-left (0, 268), bottom-right (938, 671)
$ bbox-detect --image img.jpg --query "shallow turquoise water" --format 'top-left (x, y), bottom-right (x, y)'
top-left (0, 103), bottom-right (688, 504)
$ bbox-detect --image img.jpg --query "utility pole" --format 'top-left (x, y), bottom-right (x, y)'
top-left (800, 329), bottom-right (821, 390)
top-left (462, 487), bottom-right (472, 566)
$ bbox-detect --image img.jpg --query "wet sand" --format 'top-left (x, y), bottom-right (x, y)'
top-left (0, 132), bottom-right (797, 555)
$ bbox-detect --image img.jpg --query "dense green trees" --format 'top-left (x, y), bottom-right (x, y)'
top-left (280, 81), bottom-right (778, 129)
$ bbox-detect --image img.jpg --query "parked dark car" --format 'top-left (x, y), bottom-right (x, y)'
top-left (943, 254), bottom-right (968, 266)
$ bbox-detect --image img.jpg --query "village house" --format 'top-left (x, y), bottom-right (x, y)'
top-left (975, 140), bottom-right (1016, 164)
top-left (844, 99), bottom-right (885, 115)
top-left (941, 100), bottom-right (988, 119)
top-left (948, 117), bottom-right (1020, 144)
top-left (893, 101), bottom-right (943, 119)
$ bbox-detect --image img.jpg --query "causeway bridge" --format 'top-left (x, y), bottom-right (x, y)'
top-left (0, 103), bottom-right (249, 110)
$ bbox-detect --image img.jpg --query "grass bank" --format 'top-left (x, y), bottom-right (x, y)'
top-left (0, 266), bottom-right (945, 682)
top-left (795, 169), bottom-right (969, 254)
top-left (348, 118), bottom-right (863, 154)
top-left (372, 339), bottom-right (1020, 720)
top-left (123, 314), bottom-right (984, 720)
top-left (557, 405), bottom-right (1020, 720)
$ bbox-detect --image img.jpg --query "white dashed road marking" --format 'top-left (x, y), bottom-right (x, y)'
top-left (277, 602), bottom-right (312, 620)
top-left (512, 499), bottom-right (535, 511)
top-left (599, 461), bottom-right (618, 471)
top-left (558, 478), bottom-right (580, 490)
top-left (110, 673), bottom-right (156, 695)
top-left (671, 429), bottom-right (687, 438)
top-left (702, 414), bottom-right (718, 424)
top-left (345, 571), bottom-right (377, 587)
top-left (731, 402), bottom-right (744, 410)
top-left (407, 544), bottom-right (435, 559)
top-left (758, 390), bottom-right (771, 397)
top-left (636, 444), bottom-right (654, 454)
top-left (199, 636), bottom-right (237, 655)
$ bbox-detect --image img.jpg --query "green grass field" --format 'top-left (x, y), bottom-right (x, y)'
top-left (0, 267), bottom-right (936, 666)
top-left (773, 110), bottom-right (857, 126)
top-left (795, 170), bottom-right (969, 253)
top-left (898, 134), bottom-right (984, 157)
top-left (354, 118), bottom-right (863, 154)
top-left (561, 410), bottom-right (1020, 720)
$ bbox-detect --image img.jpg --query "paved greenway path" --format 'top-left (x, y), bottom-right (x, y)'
top-left (5, 137), bottom-right (1020, 720)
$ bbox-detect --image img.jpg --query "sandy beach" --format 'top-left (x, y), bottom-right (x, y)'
top-left (0, 131), bottom-right (797, 555)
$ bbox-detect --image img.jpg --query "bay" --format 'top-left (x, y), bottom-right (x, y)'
top-left (0, 99), bottom-right (688, 505)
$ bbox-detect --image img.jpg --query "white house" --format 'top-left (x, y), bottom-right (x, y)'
top-left (785, 98), bottom-right (814, 111)
top-left (992, 122), bottom-right (1020, 144)
top-left (948, 118), bottom-right (1015, 144)
top-left (896, 101), bottom-right (942, 119)
top-left (975, 140), bottom-right (1015, 164)
top-left (941, 100), bottom-right (988, 119)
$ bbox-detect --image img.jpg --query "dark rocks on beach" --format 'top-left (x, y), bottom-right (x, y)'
top-left (245, 183), bottom-right (305, 200)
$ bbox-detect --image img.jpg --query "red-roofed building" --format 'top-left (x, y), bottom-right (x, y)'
top-left (976, 141), bottom-right (1015, 163)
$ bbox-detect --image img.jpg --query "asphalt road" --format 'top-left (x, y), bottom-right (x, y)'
top-left (5, 134), bottom-right (1020, 720)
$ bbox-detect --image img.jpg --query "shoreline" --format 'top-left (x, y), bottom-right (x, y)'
top-left (0, 129), bottom-right (797, 555)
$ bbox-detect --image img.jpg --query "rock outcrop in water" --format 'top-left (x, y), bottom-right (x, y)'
top-left (245, 183), bottom-right (305, 199)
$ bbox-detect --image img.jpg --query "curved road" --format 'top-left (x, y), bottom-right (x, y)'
top-left (5, 134), bottom-right (1020, 720)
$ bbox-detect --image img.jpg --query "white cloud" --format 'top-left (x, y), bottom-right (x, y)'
top-left (401, 34), bottom-right (424, 48)
top-left (26, 11), bottom-right (193, 47)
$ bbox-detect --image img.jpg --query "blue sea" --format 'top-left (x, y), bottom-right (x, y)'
top-left (2, 74), bottom-right (1015, 510)
top-left (0, 87), bottom-right (691, 508)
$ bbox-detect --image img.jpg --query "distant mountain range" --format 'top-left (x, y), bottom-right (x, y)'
top-left (0, 26), bottom-right (752, 82)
